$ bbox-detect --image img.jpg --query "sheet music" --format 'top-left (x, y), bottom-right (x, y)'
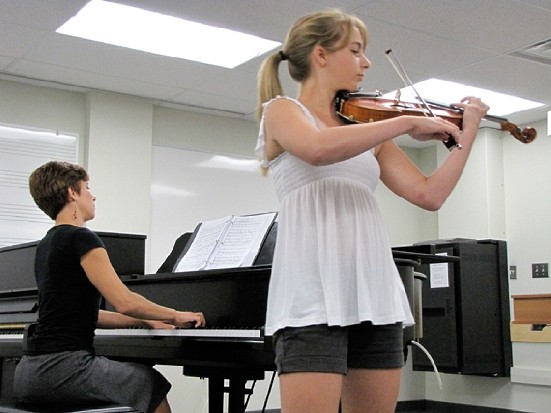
top-left (174, 212), bottom-right (276, 272)
top-left (174, 216), bottom-right (229, 271)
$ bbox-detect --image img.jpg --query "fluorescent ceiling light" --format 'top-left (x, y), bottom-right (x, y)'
top-left (383, 79), bottom-right (544, 116)
top-left (56, 0), bottom-right (280, 68)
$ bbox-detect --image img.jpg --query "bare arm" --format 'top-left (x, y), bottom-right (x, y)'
top-left (378, 97), bottom-right (489, 210)
top-left (263, 98), bottom-right (462, 166)
top-left (81, 248), bottom-right (205, 328)
top-left (97, 310), bottom-right (176, 329)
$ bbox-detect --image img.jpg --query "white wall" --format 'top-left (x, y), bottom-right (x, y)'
top-left (503, 118), bottom-right (551, 293)
top-left (85, 92), bottom-right (153, 238)
top-left (0, 80), bottom-right (86, 159)
top-left (2, 77), bottom-right (551, 412)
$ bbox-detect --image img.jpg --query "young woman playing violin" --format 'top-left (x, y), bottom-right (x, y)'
top-left (255, 9), bottom-right (489, 413)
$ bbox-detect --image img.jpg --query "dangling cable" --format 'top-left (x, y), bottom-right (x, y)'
top-left (410, 340), bottom-right (443, 389)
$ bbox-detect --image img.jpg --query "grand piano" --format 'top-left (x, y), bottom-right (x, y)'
top-left (0, 225), bottom-right (451, 413)
top-left (0, 228), bottom-right (277, 413)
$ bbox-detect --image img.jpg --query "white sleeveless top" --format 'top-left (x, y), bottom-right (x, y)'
top-left (256, 97), bottom-right (414, 335)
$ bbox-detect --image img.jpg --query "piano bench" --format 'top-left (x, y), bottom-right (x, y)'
top-left (0, 400), bottom-right (137, 413)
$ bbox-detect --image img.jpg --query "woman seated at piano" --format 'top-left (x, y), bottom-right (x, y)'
top-left (14, 161), bottom-right (206, 413)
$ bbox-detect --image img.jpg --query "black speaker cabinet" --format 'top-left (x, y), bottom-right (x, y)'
top-left (396, 239), bottom-right (512, 376)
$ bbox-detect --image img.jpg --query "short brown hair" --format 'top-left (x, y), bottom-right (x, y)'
top-left (29, 161), bottom-right (89, 220)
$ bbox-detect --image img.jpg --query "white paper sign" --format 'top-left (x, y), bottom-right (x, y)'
top-left (429, 252), bottom-right (449, 288)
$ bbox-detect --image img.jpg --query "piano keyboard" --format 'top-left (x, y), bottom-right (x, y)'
top-left (95, 328), bottom-right (263, 339)
top-left (0, 326), bottom-right (263, 341)
top-left (0, 332), bottom-right (23, 340)
top-left (0, 325), bottom-right (25, 340)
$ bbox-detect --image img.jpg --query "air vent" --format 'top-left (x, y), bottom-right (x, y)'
top-left (511, 38), bottom-right (551, 66)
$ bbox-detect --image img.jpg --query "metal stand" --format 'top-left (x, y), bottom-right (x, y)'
top-left (184, 366), bottom-right (265, 413)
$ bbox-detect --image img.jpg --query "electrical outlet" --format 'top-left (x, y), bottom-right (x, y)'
top-left (532, 263), bottom-right (549, 278)
top-left (509, 265), bottom-right (517, 279)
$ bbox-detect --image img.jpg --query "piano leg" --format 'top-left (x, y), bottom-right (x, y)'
top-left (208, 378), bottom-right (224, 413)
top-left (184, 366), bottom-right (266, 413)
top-left (227, 377), bottom-right (248, 413)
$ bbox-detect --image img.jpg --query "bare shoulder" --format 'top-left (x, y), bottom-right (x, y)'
top-left (263, 97), bottom-right (313, 161)
top-left (264, 97), bottom-right (303, 120)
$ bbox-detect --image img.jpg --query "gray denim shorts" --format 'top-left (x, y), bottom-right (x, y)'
top-left (272, 321), bottom-right (404, 374)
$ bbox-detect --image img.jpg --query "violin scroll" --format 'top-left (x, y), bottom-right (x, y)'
top-left (500, 122), bottom-right (537, 144)
top-left (381, 49), bottom-right (538, 146)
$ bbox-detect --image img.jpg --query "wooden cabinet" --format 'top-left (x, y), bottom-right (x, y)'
top-left (510, 294), bottom-right (551, 343)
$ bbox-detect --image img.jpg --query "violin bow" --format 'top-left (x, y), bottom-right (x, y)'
top-left (384, 49), bottom-right (462, 150)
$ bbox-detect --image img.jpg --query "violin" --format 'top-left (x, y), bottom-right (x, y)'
top-left (335, 90), bottom-right (537, 150)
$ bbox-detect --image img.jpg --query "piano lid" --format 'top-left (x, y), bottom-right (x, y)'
top-left (0, 241), bottom-right (39, 292)
top-left (0, 232), bottom-right (147, 293)
top-left (0, 297), bottom-right (37, 314)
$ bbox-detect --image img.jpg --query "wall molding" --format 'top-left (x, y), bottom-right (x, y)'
top-left (250, 400), bottom-right (531, 413)
top-left (511, 366), bottom-right (551, 387)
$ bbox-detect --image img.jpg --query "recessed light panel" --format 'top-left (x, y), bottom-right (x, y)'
top-left (383, 79), bottom-right (543, 116)
top-left (56, 0), bottom-right (281, 68)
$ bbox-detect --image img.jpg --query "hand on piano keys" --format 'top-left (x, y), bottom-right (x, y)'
top-left (141, 311), bottom-right (206, 330)
top-left (171, 310), bottom-right (206, 328)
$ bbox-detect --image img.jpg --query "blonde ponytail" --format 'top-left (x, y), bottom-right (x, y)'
top-left (256, 51), bottom-right (286, 120)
